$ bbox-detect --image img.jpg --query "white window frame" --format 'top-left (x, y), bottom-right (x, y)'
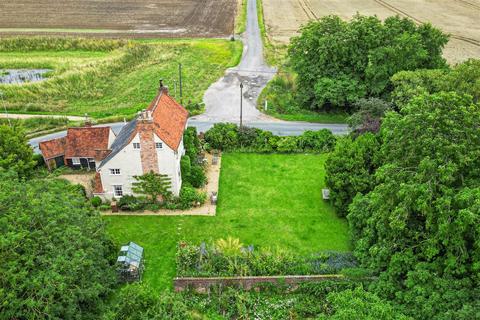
top-left (133, 142), bottom-right (141, 150)
top-left (72, 157), bottom-right (81, 165)
top-left (155, 142), bottom-right (163, 149)
top-left (109, 168), bottom-right (121, 175)
top-left (113, 185), bottom-right (123, 198)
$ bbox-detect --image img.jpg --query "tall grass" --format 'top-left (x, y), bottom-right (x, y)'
top-left (0, 39), bottom-right (243, 118)
top-left (0, 117), bottom-right (70, 134)
top-left (0, 37), bottom-right (129, 52)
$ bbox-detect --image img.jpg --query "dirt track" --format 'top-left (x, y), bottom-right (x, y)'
top-left (0, 0), bottom-right (236, 38)
top-left (262, 0), bottom-right (480, 64)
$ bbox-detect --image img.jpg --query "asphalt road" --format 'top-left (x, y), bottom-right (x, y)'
top-left (29, 120), bottom-right (348, 153)
top-left (28, 0), bottom-right (349, 152)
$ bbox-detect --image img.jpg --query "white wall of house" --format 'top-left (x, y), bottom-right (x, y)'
top-left (98, 133), bottom-right (143, 200)
top-left (97, 132), bottom-right (184, 200)
top-left (154, 133), bottom-right (184, 196)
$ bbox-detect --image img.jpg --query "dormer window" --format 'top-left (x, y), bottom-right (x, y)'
top-left (133, 143), bottom-right (140, 150)
top-left (155, 142), bottom-right (163, 149)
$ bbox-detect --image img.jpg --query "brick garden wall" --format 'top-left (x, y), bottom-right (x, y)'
top-left (174, 275), bottom-right (345, 293)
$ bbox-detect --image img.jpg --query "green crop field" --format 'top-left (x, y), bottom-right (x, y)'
top-left (0, 38), bottom-right (242, 119)
top-left (105, 153), bottom-right (350, 291)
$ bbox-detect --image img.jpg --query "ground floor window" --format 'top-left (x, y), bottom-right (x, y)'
top-left (72, 157), bottom-right (80, 165)
top-left (113, 185), bottom-right (123, 197)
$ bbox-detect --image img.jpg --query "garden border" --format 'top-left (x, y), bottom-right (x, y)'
top-left (174, 274), bottom-right (344, 292)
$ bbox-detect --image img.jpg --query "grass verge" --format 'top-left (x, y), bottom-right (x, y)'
top-left (256, 0), bottom-right (288, 66)
top-left (104, 153), bottom-right (350, 291)
top-left (257, 72), bottom-right (349, 124)
top-left (235, 0), bottom-right (248, 34)
top-left (0, 38), bottom-right (243, 119)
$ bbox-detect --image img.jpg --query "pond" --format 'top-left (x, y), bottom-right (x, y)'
top-left (0, 69), bottom-right (52, 84)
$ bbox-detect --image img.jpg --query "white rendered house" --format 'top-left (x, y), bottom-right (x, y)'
top-left (93, 86), bottom-right (188, 199)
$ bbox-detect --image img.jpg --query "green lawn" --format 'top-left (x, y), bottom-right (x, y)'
top-left (0, 39), bottom-right (242, 118)
top-left (105, 153), bottom-right (350, 291)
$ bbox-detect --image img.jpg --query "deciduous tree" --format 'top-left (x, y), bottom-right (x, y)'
top-left (289, 15), bottom-right (448, 111)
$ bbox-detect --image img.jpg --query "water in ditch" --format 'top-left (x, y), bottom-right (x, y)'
top-left (0, 69), bottom-right (52, 84)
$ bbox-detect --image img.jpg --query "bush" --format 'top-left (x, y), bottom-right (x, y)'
top-left (180, 155), bottom-right (191, 178)
top-left (98, 204), bottom-right (111, 211)
top-left (204, 123), bottom-right (336, 153)
top-left (178, 186), bottom-right (207, 209)
top-left (91, 196), bottom-right (102, 208)
top-left (297, 130), bottom-right (337, 152)
top-left (117, 195), bottom-right (145, 211)
top-left (176, 240), bottom-right (358, 277)
top-left (188, 165), bottom-right (207, 188)
top-left (204, 123), bottom-right (239, 150)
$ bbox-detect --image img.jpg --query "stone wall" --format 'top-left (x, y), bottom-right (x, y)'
top-left (174, 275), bottom-right (345, 293)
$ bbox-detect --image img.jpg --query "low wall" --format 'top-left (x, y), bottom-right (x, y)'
top-left (174, 274), bottom-right (344, 292)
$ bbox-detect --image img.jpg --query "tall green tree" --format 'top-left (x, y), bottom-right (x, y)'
top-left (0, 172), bottom-right (115, 319)
top-left (325, 133), bottom-right (380, 217)
top-left (132, 171), bottom-right (172, 203)
top-left (348, 92), bottom-right (480, 319)
top-left (391, 58), bottom-right (480, 108)
top-left (0, 124), bottom-right (36, 177)
top-left (289, 15), bottom-right (448, 111)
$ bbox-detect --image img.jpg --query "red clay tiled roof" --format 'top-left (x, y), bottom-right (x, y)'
top-left (148, 92), bottom-right (189, 150)
top-left (93, 172), bottom-right (104, 194)
top-left (39, 137), bottom-right (66, 160)
top-left (65, 127), bottom-right (111, 159)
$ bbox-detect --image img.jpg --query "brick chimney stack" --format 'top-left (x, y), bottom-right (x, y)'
top-left (159, 79), bottom-right (169, 95)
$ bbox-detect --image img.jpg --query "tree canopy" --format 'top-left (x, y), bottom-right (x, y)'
top-left (325, 133), bottom-right (380, 217)
top-left (0, 173), bottom-right (115, 319)
top-left (0, 124), bottom-right (36, 177)
top-left (391, 58), bottom-right (480, 108)
top-left (289, 15), bottom-right (448, 111)
top-left (347, 92), bottom-right (480, 318)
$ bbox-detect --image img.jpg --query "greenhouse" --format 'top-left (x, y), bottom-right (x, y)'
top-left (116, 242), bottom-right (144, 282)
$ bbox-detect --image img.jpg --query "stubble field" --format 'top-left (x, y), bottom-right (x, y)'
top-left (0, 0), bottom-right (237, 38)
top-left (262, 0), bottom-right (480, 64)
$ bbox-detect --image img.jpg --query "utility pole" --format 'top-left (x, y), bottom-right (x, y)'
top-left (178, 63), bottom-right (183, 103)
top-left (239, 82), bottom-right (243, 129)
top-left (0, 91), bottom-right (11, 127)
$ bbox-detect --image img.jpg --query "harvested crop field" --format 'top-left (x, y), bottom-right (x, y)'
top-left (262, 0), bottom-right (480, 64)
top-left (0, 0), bottom-right (237, 38)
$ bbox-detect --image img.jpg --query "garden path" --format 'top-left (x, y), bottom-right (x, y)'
top-left (101, 153), bottom-right (221, 216)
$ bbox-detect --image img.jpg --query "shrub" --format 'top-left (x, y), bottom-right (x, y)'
top-left (98, 204), bottom-right (111, 211)
top-left (297, 130), bottom-right (337, 152)
top-left (180, 155), bottom-right (191, 178)
top-left (178, 186), bottom-right (207, 209)
top-left (91, 196), bottom-right (102, 208)
top-left (204, 123), bottom-right (239, 150)
top-left (176, 240), bottom-right (357, 277)
top-left (204, 123), bottom-right (336, 153)
top-left (188, 165), bottom-right (207, 188)
top-left (117, 195), bottom-right (145, 211)
top-left (275, 136), bottom-right (299, 153)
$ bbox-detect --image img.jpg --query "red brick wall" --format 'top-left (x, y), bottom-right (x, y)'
top-left (138, 121), bottom-right (159, 174)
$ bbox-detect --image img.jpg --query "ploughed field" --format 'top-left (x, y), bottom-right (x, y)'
top-left (262, 0), bottom-right (480, 64)
top-left (0, 0), bottom-right (237, 38)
